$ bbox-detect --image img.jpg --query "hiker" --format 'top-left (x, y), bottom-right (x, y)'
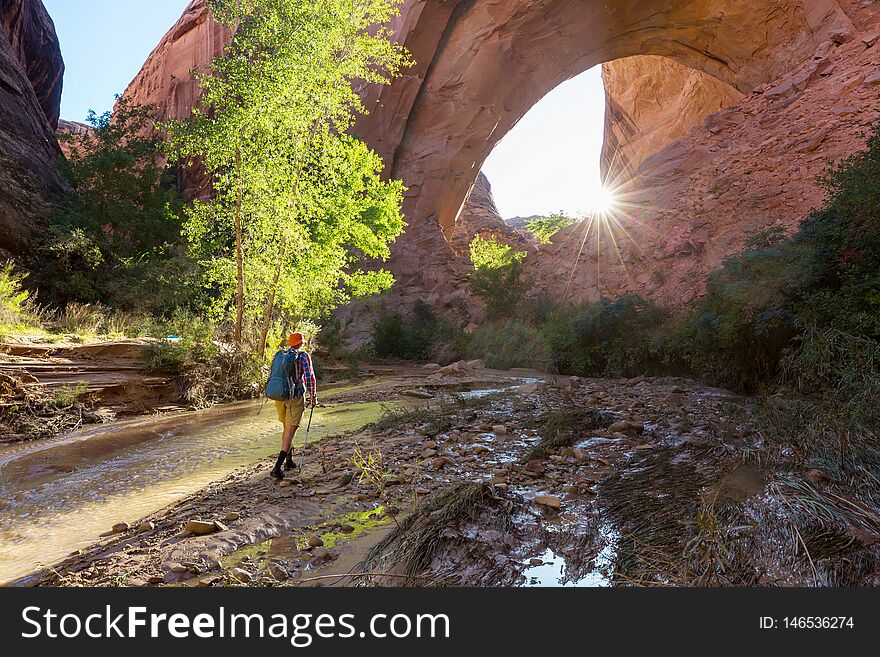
top-left (265, 332), bottom-right (318, 480)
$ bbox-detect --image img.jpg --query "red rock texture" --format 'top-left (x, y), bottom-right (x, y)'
top-left (117, 0), bottom-right (880, 314)
top-left (0, 0), bottom-right (66, 256)
top-left (532, 31), bottom-right (880, 306)
top-left (602, 56), bottom-right (743, 179)
top-left (121, 0), bottom-right (229, 129)
top-left (0, 0), bottom-right (63, 129)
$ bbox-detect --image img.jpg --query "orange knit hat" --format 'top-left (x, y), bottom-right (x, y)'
top-left (288, 332), bottom-right (304, 348)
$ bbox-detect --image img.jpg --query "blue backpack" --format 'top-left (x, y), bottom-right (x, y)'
top-left (265, 349), bottom-right (305, 401)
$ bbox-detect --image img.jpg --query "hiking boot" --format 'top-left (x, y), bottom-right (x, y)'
top-left (284, 452), bottom-right (297, 471)
top-left (271, 450), bottom-right (288, 479)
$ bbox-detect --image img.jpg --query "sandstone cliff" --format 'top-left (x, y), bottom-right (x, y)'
top-left (0, 0), bottom-right (63, 129)
top-left (0, 0), bottom-right (66, 257)
top-left (117, 0), bottom-right (880, 314)
top-left (535, 29), bottom-right (880, 306)
top-left (601, 57), bottom-right (743, 179)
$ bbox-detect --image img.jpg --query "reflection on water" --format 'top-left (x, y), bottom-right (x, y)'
top-left (0, 396), bottom-right (386, 583)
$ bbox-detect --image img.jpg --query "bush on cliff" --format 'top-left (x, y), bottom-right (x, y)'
top-left (468, 236), bottom-right (530, 320)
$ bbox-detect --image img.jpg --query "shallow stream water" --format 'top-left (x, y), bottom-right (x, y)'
top-left (0, 386), bottom-right (387, 583)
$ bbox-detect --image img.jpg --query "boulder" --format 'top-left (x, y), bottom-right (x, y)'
top-left (185, 519), bottom-right (219, 536)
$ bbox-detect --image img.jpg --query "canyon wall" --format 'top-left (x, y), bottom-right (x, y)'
top-left (0, 0), bottom-right (63, 129)
top-left (535, 29), bottom-right (880, 306)
top-left (601, 57), bottom-right (743, 179)
top-left (0, 0), bottom-right (66, 257)
top-left (114, 0), bottom-right (880, 316)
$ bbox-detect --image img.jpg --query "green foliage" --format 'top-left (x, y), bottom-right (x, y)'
top-left (526, 212), bottom-right (577, 244)
top-left (662, 229), bottom-right (802, 391)
top-left (666, 124), bottom-right (880, 396)
top-left (371, 301), bottom-right (457, 362)
top-left (464, 320), bottom-right (547, 370)
top-left (37, 98), bottom-right (190, 315)
top-left (468, 236), bottom-right (529, 320)
top-left (0, 262), bottom-right (38, 336)
top-left (540, 296), bottom-right (667, 378)
top-left (164, 0), bottom-right (411, 352)
top-left (468, 235), bottom-right (526, 270)
top-left (50, 383), bottom-right (88, 409)
top-left (143, 312), bottom-right (221, 374)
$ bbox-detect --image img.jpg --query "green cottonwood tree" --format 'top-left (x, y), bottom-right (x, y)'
top-left (164, 0), bottom-right (410, 353)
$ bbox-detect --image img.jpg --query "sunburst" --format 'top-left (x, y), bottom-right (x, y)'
top-left (560, 147), bottom-right (656, 302)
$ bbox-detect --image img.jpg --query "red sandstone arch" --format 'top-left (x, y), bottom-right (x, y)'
top-left (354, 0), bottom-right (853, 246)
top-left (122, 0), bottom-right (870, 304)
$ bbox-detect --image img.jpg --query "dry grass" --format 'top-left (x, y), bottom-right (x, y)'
top-left (524, 405), bottom-right (612, 461)
top-left (356, 483), bottom-right (512, 586)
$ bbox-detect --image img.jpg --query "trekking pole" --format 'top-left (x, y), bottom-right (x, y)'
top-left (299, 404), bottom-right (315, 470)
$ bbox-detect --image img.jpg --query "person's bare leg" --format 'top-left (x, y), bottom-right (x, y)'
top-left (281, 424), bottom-right (296, 453)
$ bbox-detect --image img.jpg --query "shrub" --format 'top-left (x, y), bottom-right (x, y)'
top-left (372, 301), bottom-right (458, 362)
top-left (468, 236), bottom-right (530, 320)
top-left (464, 320), bottom-right (547, 370)
top-left (0, 262), bottom-right (39, 336)
top-left (525, 212), bottom-right (577, 244)
top-left (35, 98), bottom-right (192, 315)
top-left (372, 301), bottom-right (458, 361)
top-left (540, 296), bottom-right (666, 377)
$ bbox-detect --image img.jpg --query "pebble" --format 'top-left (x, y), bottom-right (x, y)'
top-left (137, 521), bottom-right (155, 533)
top-left (534, 496), bottom-right (562, 509)
top-left (231, 568), bottom-right (252, 583)
top-left (169, 563), bottom-right (188, 574)
top-left (112, 522), bottom-right (130, 534)
top-left (224, 512), bottom-right (241, 522)
top-left (307, 536), bottom-right (325, 548)
top-left (268, 562), bottom-right (289, 581)
top-left (312, 547), bottom-right (331, 560)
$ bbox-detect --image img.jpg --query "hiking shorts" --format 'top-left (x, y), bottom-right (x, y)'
top-left (275, 396), bottom-right (305, 428)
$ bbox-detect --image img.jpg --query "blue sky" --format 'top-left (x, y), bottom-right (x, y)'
top-left (43, 0), bottom-right (606, 219)
top-left (44, 0), bottom-right (190, 122)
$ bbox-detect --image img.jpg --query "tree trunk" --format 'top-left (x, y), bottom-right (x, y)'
top-left (257, 239), bottom-right (287, 357)
top-left (234, 147), bottom-right (245, 349)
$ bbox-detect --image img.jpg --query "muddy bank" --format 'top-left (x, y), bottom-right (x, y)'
top-left (0, 338), bottom-right (181, 443)
top-left (0, 367), bottom-right (530, 583)
top-left (16, 370), bottom-right (880, 588)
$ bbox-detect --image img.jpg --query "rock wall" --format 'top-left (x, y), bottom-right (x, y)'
top-left (117, 0), bottom-right (880, 314)
top-left (601, 56), bottom-right (743, 179)
top-left (532, 30), bottom-right (880, 306)
top-left (0, 0), bottom-right (66, 257)
top-left (0, 0), bottom-right (63, 129)
top-left (121, 0), bottom-right (229, 129)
